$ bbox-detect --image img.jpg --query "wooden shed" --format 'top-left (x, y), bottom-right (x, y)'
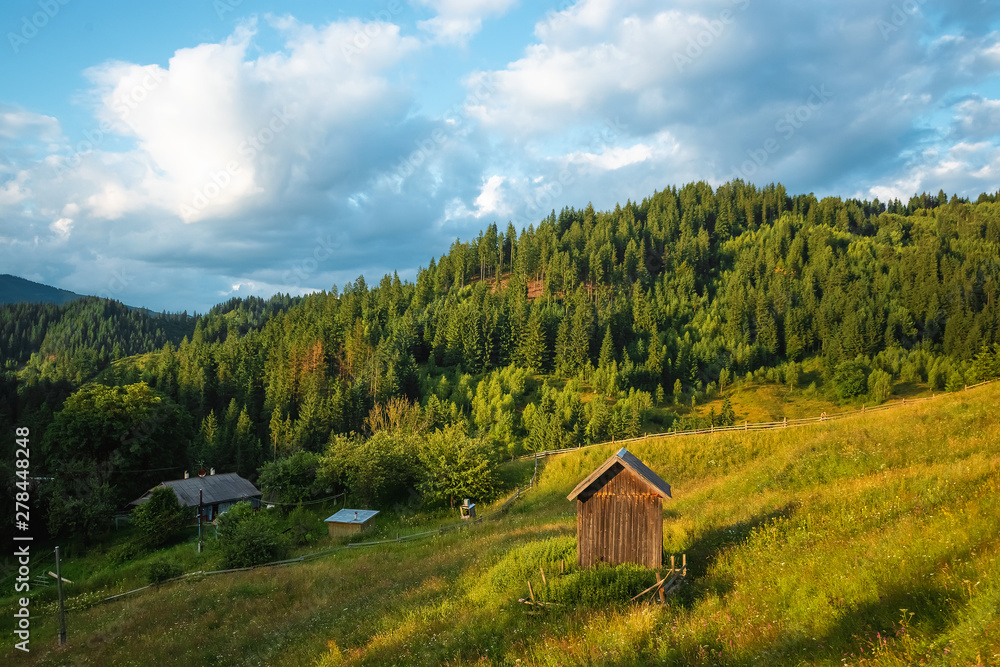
top-left (324, 509), bottom-right (379, 538)
top-left (567, 447), bottom-right (672, 569)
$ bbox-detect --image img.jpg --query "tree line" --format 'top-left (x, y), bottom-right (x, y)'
top-left (3, 180), bottom-right (1000, 543)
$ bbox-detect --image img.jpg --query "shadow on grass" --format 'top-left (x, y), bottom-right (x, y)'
top-left (675, 502), bottom-right (800, 605)
top-left (740, 584), bottom-right (959, 665)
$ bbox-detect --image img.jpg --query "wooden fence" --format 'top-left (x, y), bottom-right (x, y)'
top-left (519, 378), bottom-right (1000, 462)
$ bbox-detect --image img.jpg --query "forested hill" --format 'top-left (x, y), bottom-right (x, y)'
top-left (0, 274), bottom-right (87, 306)
top-left (5, 180), bottom-right (1000, 542)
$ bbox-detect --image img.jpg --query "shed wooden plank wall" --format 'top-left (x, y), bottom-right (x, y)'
top-left (576, 468), bottom-right (662, 569)
top-left (327, 522), bottom-right (365, 538)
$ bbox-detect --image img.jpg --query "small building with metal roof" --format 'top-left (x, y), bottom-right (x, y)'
top-left (567, 447), bottom-right (672, 569)
top-left (325, 508), bottom-right (379, 538)
top-left (131, 471), bottom-right (262, 522)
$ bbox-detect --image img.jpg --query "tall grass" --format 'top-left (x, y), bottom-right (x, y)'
top-left (3, 385), bottom-right (999, 665)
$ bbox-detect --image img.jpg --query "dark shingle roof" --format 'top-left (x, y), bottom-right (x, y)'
top-left (132, 473), bottom-right (261, 507)
top-left (566, 447), bottom-right (672, 502)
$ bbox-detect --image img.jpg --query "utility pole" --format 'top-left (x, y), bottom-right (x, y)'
top-left (55, 546), bottom-right (66, 645)
top-left (198, 488), bottom-right (203, 553)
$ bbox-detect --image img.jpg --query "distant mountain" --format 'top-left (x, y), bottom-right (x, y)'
top-left (0, 274), bottom-right (88, 306)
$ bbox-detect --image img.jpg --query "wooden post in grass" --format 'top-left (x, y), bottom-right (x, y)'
top-left (527, 580), bottom-right (535, 603)
top-left (55, 546), bottom-right (66, 645)
top-left (540, 567), bottom-right (547, 586)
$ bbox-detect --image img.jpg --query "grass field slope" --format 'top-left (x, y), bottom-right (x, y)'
top-left (5, 384), bottom-right (1000, 666)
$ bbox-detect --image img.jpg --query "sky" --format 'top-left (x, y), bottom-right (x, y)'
top-left (1, 0), bottom-right (999, 313)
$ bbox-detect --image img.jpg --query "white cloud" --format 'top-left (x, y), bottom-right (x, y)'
top-left (0, 18), bottom-right (442, 309)
top-left (415, 0), bottom-right (518, 44)
top-left (3, 3), bottom-right (1000, 311)
top-left (869, 140), bottom-right (1000, 202)
top-left (474, 174), bottom-right (505, 214)
top-left (0, 108), bottom-right (62, 143)
top-left (465, 0), bottom-right (1000, 203)
top-left (50, 217), bottom-right (73, 239)
top-left (953, 97), bottom-right (1000, 140)
top-left (68, 17), bottom-right (422, 223)
top-left (564, 133), bottom-right (679, 171)
top-left (445, 174), bottom-right (507, 221)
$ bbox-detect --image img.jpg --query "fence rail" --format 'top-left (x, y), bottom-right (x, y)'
top-left (519, 378), bottom-right (1000, 461)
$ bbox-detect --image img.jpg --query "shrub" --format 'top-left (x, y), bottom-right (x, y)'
top-left (147, 559), bottom-right (183, 585)
top-left (285, 505), bottom-right (319, 545)
top-left (833, 359), bottom-right (868, 401)
top-left (541, 563), bottom-right (654, 606)
top-left (482, 536), bottom-right (577, 599)
top-left (257, 451), bottom-right (325, 509)
top-left (217, 501), bottom-right (288, 569)
top-left (868, 368), bottom-right (893, 404)
top-left (130, 486), bottom-right (189, 548)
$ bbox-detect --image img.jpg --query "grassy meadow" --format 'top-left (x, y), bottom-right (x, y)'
top-left (4, 383), bottom-right (1000, 666)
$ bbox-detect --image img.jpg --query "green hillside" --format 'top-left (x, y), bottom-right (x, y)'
top-left (5, 381), bottom-right (998, 666)
top-left (6, 182), bottom-right (1000, 554)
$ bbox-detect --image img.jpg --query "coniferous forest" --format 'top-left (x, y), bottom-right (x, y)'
top-left (3, 180), bottom-right (1000, 543)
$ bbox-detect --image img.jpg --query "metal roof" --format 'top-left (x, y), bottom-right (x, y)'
top-left (567, 447), bottom-right (672, 502)
top-left (324, 509), bottom-right (379, 524)
top-left (132, 473), bottom-right (262, 507)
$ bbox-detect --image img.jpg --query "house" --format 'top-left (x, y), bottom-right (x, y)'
top-left (566, 447), bottom-right (672, 569)
top-left (131, 471), bottom-right (262, 521)
top-left (324, 509), bottom-right (379, 538)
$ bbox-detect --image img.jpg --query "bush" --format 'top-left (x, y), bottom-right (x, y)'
top-left (541, 563), bottom-right (654, 606)
top-left (482, 537), bottom-right (577, 599)
top-left (130, 486), bottom-right (189, 548)
top-left (217, 501), bottom-right (288, 569)
top-left (868, 368), bottom-right (893, 404)
top-left (285, 505), bottom-right (319, 546)
top-left (833, 359), bottom-right (868, 401)
top-left (257, 451), bottom-right (326, 508)
top-left (147, 559), bottom-right (183, 585)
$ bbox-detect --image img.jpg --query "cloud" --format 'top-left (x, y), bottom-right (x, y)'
top-left (0, 107), bottom-right (62, 144)
top-left (415, 0), bottom-right (519, 44)
top-left (457, 0), bottom-right (1000, 209)
top-left (3, 3), bottom-right (1000, 312)
top-left (952, 96), bottom-right (1000, 141)
top-left (0, 17), bottom-right (453, 310)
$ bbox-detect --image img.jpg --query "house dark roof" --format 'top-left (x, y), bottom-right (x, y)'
top-left (567, 447), bottom-right (672, 502)
top-left (325, 509), bottom-right (379, 525)
top-left (131, 473), bottom-right (261, 507)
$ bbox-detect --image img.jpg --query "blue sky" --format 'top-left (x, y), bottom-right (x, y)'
top-left (1, 0), bottom-right (999, 312)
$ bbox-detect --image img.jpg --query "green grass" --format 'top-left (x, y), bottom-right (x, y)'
top-left (4, 384), bottom-right (999, 665)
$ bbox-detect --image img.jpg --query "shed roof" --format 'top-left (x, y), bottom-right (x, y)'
top-left (567, 447), bottom-right (672, 502)
top-left (131, 473), bottom-right (262, 508)
top-left (325, 509), bottom-right (379, 525)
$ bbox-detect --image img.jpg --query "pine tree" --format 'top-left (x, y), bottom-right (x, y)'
top-left (598, 326), bottom-right (615, 369)
top-left (518, 309), bottom-right (545, 371)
